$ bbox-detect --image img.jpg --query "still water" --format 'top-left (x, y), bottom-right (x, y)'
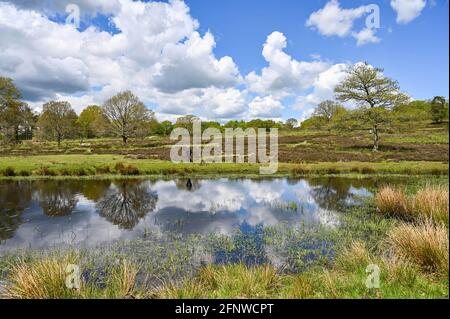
top-left (0, 178), bottom-right (376, 251)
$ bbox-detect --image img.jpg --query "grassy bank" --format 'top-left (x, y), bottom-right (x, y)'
top-left (0, 155), bottom-right (448, 179)
top-left (1, 180), bottom-right (447, 299)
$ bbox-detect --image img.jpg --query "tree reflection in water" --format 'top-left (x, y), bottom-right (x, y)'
top-left (96, 180), bottom-right (158, 230)
top-left (37, 181), bottom-right (79, 216)
top-left (0, 181), bottom-right (32, 240)
top-left (175, 179), bottom-right (201, 192)
top-left (307, 177), bottom-right (375, 211)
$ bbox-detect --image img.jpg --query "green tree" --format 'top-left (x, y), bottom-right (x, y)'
top-left (77, 105), bottom-right (108, 140)
top-left (37, 101), bottom-right (78, 146)
top-left (335, 63), bottom-right (409, 151)
top-left (0, 77), bottom-right (35, 142)
top-left (149, 119), bottom-right (174, 136)
top-left (430, 96), bottom-right (448, 124)
top-left (313, 100), bottom-right (345, 121)
top-left (102, 91), bottom-right (154, 144)
top-left (285, 118), bottom-right (298, 129)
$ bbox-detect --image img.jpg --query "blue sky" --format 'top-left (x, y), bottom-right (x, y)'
top-left (0, 0), bottom-right (448, 122)
top-left (186, 0), bottom-right (449, 99)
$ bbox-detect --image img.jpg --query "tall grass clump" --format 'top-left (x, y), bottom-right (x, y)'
top-left (375, 185), bottom-right (409, 217)
top-left (388, 220), bottom-right (449, 275)
top-left (153, 264), bottom-right (281, 299)
top-left (2, 254), bottom-right (80, 299)
top-left (2, 254), bottom-right (140, 299)
top-left (412, 185), bottom-right (449, 225)
top-left (376, 185), bottom-right (449, 224)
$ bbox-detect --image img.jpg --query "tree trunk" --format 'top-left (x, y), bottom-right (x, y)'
top-left (372, 124), bottom-right (379, 152)
top-left (57, 134), bottom-right (61, 147)
top-left (122, 135), bottom-right (127, 144)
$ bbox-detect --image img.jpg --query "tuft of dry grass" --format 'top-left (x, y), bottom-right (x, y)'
top-left (412, 185), bottom-right (449, 225)
top-left (388, 219), bottom-right (449, 275)
top-left (153, 263), bottom-right (281, 299)
top-left (2, 254), bottom-right (139, 299)
top-left (375, 186), bottom-right (409, 218)
top-left (376, 184), bottom-right (449, 224)
top-left (3, 254), bottom-right (79, 299)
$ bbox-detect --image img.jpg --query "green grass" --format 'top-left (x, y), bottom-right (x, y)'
top-left (0, 154), bottom-right (448, 179)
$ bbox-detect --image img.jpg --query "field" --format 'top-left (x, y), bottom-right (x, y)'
top-left (0, 123), bottom-right (448, 299)
top-left (1, 123), bottom-right (448, 178)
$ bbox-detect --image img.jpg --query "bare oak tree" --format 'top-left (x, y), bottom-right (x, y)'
top-left (335, 63), bottom-right (409, 151)
top-left (102, 91), bottom-right (154, 144)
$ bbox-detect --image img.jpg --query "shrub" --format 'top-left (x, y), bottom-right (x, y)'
top-left (96, 166), bottom-right (111, 175)
top-left (36, 167), bottom-right (56, 176)
top-left (326, 167), bottom-right (340, 175)
top-left (18, 170), bottom-right (30, 177)
top-left (114, 162), bottom-right (126, 173)
top-left (59, 168), bottom-right (71, 176)
top-left (388, 220), bottom-right (449, 275)
top-left (121, 165), bottom-right (140, 176)
top-left (360, 166), bottom-right (375, 174)
top-left (1, 167), bottom-right (16, 177)
top-left (292, 166), bottom-right (308, 175)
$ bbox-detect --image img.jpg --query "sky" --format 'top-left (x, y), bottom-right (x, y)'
top-left (0, 0), bottom-right (448, 122)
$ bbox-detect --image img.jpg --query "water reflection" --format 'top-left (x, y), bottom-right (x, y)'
top-left (0, 177), bottom-right (381, 250)
top-left (37, 181), bottom-right (79, 216)
top-left (96, 181), bottom-right (158, 230)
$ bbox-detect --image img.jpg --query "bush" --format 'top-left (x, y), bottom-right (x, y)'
top-left (96, 166), bottom-right (111, 175)
top-left (114, 162), bottom-right (126, 173)
top-left (360, 166), bottom-right (375, 174)
top-left (121, 165), bottom-right (140, 176)
top-left (292, 166), bottom-right (308, 175)
top-left (388, 220), bottom-right (449, 275)
top-left (18, 170), bottom-right (30, 177)
top-left (1, 167), bottom-right (16, 177)
top-left (36, 167), bottom-right (56, 176)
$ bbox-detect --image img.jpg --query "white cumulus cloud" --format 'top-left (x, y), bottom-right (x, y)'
top-left (391, 0), bottom-right (427, 24)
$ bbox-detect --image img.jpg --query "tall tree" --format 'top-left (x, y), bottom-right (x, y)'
top-left (37, 101), bottom-right (78, 146)
top-left (102, 91), bottom-right (154, 144)
top-left (285, 118), bottom-right (298, 129)
top-left (0, 77), bottom-right (34, 142)
top-left (313, 100), bottom-right (345, 121)
top-left (430, 96), bottom-right (448, 124)
top-left (77, 105), bottom-right (108, 140)
top-left (335, 63), bottom-right (409, 151)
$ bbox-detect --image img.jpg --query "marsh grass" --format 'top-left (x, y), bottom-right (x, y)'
top-left (388, 219), bottom-right (449, 275)
top-left (376, 185), bottom-right (449, 224)
top-left (153, 264), bottom-right (281, 299)
top-left (2, 253), bottom-right (140, 299)
top-left (412, 185), bottom-right (449, 225)
top-left (151, 241), bottom-right (448, 299)
top-left (375, 186), bottom-right (409, 218)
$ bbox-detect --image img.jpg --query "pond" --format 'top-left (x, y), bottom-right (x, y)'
top-left (0, 177), bottom-right (380, 252)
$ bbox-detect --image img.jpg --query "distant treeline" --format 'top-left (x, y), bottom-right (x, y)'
top-left (1, 62), bottom-right (449, 149)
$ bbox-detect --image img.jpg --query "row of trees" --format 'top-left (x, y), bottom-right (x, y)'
top-left (0, 79), bottom-right (156, 145)
top-left (1, 76), bottom-right (300, 146)
top-left (301, 63), bottom-right (449, 151)
top-left (2, 63), bottom-right (448, 150)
